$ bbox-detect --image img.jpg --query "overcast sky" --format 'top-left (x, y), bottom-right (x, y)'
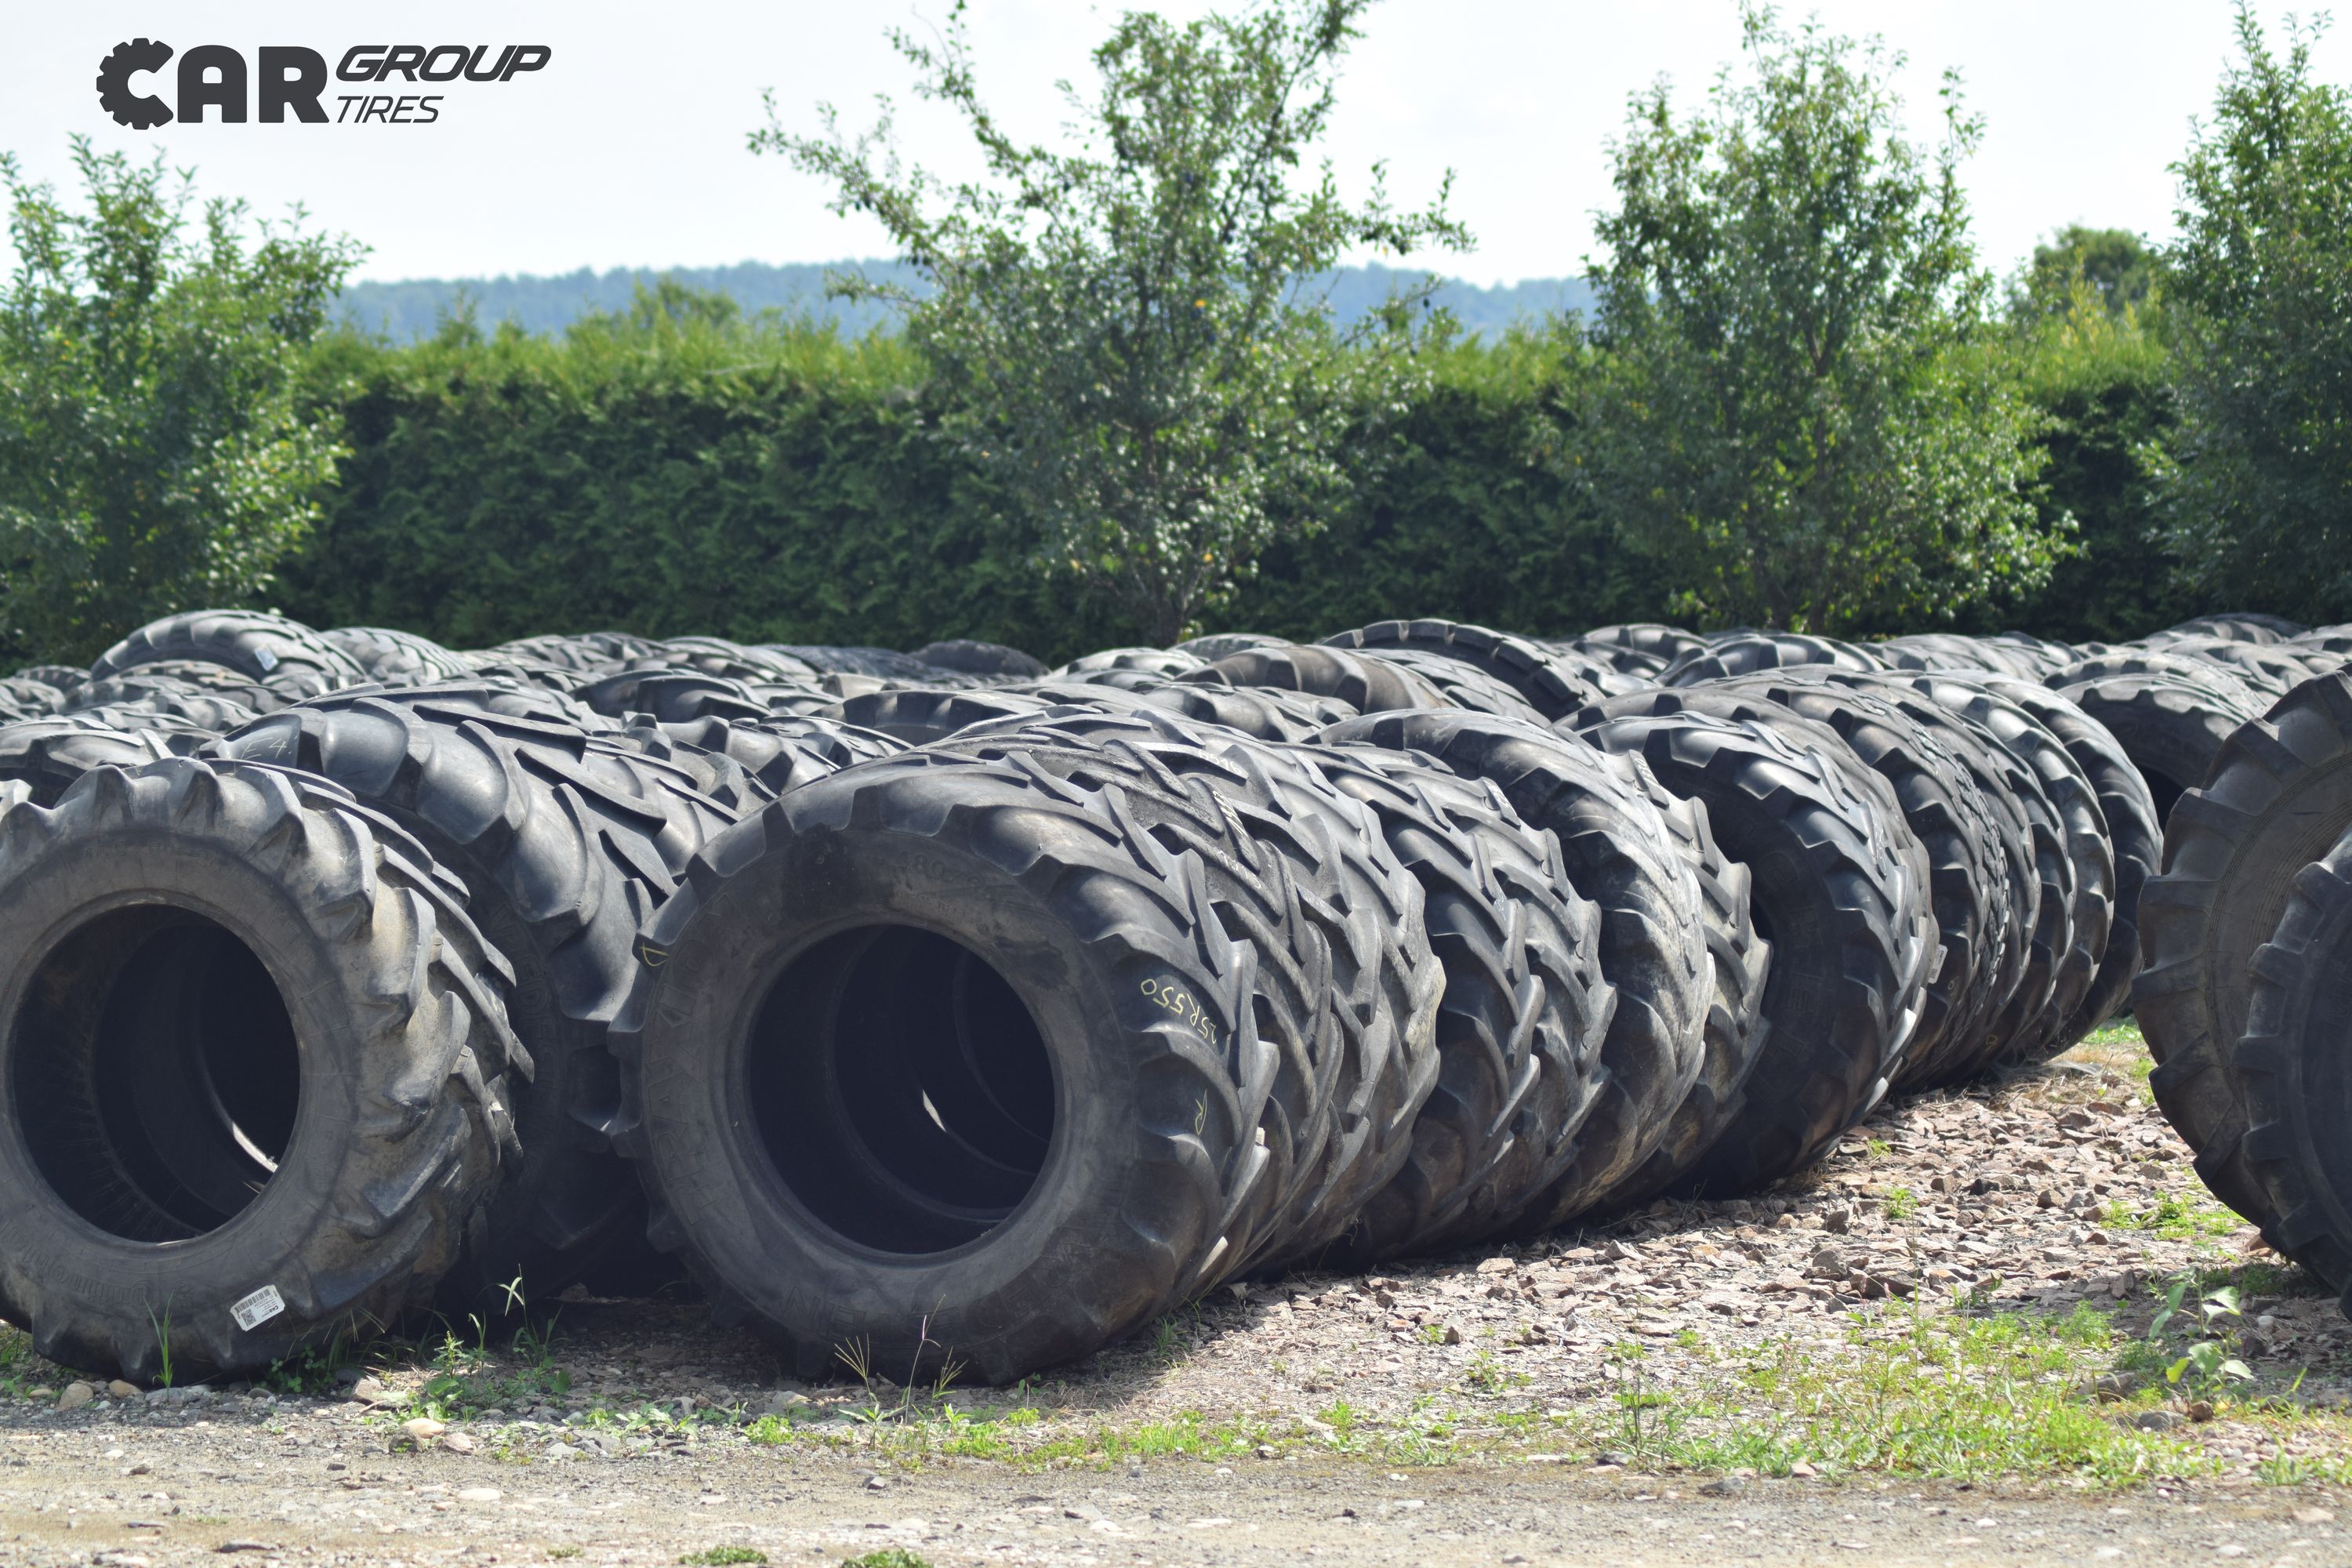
top-left (2, 0), bottom-right (2344, 287)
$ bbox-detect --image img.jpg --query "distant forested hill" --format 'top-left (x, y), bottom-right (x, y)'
top-left (335, 260), bottom-right (1596, 339)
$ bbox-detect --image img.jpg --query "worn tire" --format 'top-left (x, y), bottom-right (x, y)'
top-left (609, 747), bottom-right (1297, 1382)
top-left (0, 719), bottom-right (191, 804)
top-left (1316, 711), bottom-right (1713, 1226)
top-left (1567, 708), bottom-right (1932, 1191)
top-left (2134, 672), bottom-right (2352, 1234)
top-left (2051, 674), bottom-right (2265, 824)
top-left (823, 688), bottom-right (1058, 745)
top-left (209, 693), bottom-right (738, 1312)
top-left (1658, 633), bottom-right (1889, 688)
top-left (0, 758), bottom-right (521, 1381)
top-left (322, 627), bottom-right (476, 685)
top-left (1354, 648), bottom-right (1552, 722)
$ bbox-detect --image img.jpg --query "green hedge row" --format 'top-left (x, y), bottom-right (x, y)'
top-left (274, 311), bottom-right (2203, 662)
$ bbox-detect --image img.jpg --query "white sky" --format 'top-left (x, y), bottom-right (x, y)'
top-left (2, 1), bottom-right (2344, 287)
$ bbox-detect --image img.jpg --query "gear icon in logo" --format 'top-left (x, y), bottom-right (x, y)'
top-left (96, 38), bottom-right (174, 130)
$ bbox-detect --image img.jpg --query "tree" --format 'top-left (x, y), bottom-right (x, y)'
top-left (2011, 225), bottom-right (2156, 323)
top-left (2153, 4), bottom-right (2352, 622)
top-left (1575, 5), bottom-right (2062, 633)
top-left (757, 0), bottom-right (1468, 644)
top-left (0, 139), bottom-right (359, 665)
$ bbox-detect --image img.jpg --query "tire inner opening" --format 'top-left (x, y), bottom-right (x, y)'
top-left (747, 926), bottom-right (1055, 1254)
top-left (12, 908), bottom-right (300, 1242)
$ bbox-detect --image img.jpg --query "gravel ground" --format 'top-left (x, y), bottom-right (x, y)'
top-left (5, 1026), bottom-right (2352, 1567)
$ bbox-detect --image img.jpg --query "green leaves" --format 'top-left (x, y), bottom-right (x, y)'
top-left (2153, 2), bottom-right (2352, 622)
top-left (0, 137), bottom-right (361, 663)
top-left (1575, 4), bottom-right (2062, 633)
top-left (754, 0), bottom-right (1468, 643)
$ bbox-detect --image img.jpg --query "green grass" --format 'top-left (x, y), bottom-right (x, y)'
top-left (679, 1550), bottom-right (765, 1566)
top-left (2106, 1191), bottom-right (2243, 1243)
top-left (840, 1552), bottom-right (931, 1568)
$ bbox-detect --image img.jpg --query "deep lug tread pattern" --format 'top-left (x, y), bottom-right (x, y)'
top-left (1321, 618), bottom-right (1636, 719)
top-left (937, 710), bottom-right (1444, 1269)
top-left (2050, 673), bottom-right (2266, 825)
top-left (1657, 633), bottom-right (1890, 688)
top-left (608, 747), bottom-right (1302, 1383)
top-left (824, 687), bottom-right (1058, 746)
top-left (1178, 644), bottom-right (1452, 715)
top-left (0, 757), bottom-right (519, 1381)
top-left (1314, 710), bottom-right (1713, 1225)
top-left (322, 627), bottom-right (477, 685)
top-left (1294, 745), bottom-right (1610, 1258)
top-left (2234, 826), bottom-right (2352, 1298)
top-left (2135, 671), bottom-right (2352, 1236)
top-left (206, 691), bottom-right (739, 1308)
top-left (90, 610), bottom-right (369, 703)
top-left (1566, 706), bottom-right (1933, 1192)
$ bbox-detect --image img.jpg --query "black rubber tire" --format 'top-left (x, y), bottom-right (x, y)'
top-left (638, 715), bottom-right (908, 799)
top-left (208, 692), bottom-right (739, 1313)
top-left (1973, 676), bottom-right (2161, 1043)
top-left (1315, 711), bottom-right (1713, 1228)
top-left (1770, 667), bottom-right (2071, 1087)
top-left (90, 610), bottom-right (367, 702)
top-left (1294, 745), bottom-right (1610, 1259)
top-left (2142, 636), bottom-right (2323, 700)
top-left (321, 627), bottom-right (475, 684)
top-left (13, 665), bottom-right (89, 695)
top-left (481, 633), bottom-right (662, 673)
top-left (1174, 633), bottom-right (1290, 661)
top-left (651, 638), bottom-right (823, 684)
top-left (2134, 672), bottom-right (2352, 1235)
top-left (1179, 645), bottom-right (1450, 713)
top-left (1880, 673), bottom-right (2116, 1069)
top-left (1565, 624), bottom-right (1708, 677)
top-left (1118, 682), bottom-right (1359, 742)
top-left (2165, 613), bottom-right (2306, 644)
top-left (0, 719), bottom-right (191, 804)
top-left (2236, 826), bottom-right (2352, 1301)
top-left (0, 757), bottom-right (521, 1381)
top-left (68, 668), bottom-right (281, 721)
top-left (45, 706), bottom-right (217, 752)
top-left (1658, 633), bottom-right (1889, 688)
top-left (1053, 647), bottom-right (1208, 680)
top-left (2050, 652), bottom-right (2268, 716)
top-left (609, 746), bottom-right (1302, 1383)
top-left (1352, 648), bottom-right (1551, 722)
top-left (913, 641), bottom-right (1047, 680)
top-left (1700, 674), bottom-right (2014, 1087)
top-left (1566, 707), bottom-right (1933, 1192)
top-left (577, 669), bottom-right (779, 725)
top-left (936, 710), bottom-right (1445, 1267)
top-left (0, 677), bottom-right (65, 720)
top-left (821, 687), bottom-right (1058, 745)
top-left (1321, 619), bottom-right (1633, 719)
top-left (2050, 674), bottom-right (2266, 825)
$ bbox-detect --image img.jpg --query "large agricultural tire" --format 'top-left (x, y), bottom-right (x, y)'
top-left (0, 719), bottom-right (191, 804)
top-left (2165, 613), bottom-right (2306, 644)
top-left (2134, 672), bottom-right (2352, 1236)
top-left (1296, 746), bottom-right (1610, 1260)
top-left (481, 632), bottom-right (662, 673)
top-left (2236, 826), bottom-right (2352, 1303)
top-left (1051, 647), bottom-right (1207, 680)
top-left (1354, 648), bottom-right (1552, 722)
top-left (935, 710), bottom-right (1444, 1265)
top-left (2051, 652), bottom-right (2268, 716)
top-left (1316, 710), bottom-right (1714, 1227)
top-left (1174, 632), bottom-right (1290, 662)
top-left (209, 693), bottom-right (738, 1312)
top-left (1658, 633), bottom-right (1889, 688)
top-left (823, 688), bottom-right (1057, 746)
top-left (2153, 636), bottom-right (2334, 700)
top-left (641, 715), bottom-right (907, 799)
top-left (578, 669), bottom-right (775, 725)
top-left (321, 627), bottom-right (475, 685)
top-left (90, 610), bottom-right (368, 702)
top-left (0, 758), bottom-right (521, 1381)
top-left (608, 747), bottom-right (1311, 1384)
top-left (2052, 673), bottom-right (2265, 824)
top-left (1778, 667), bottom-right (2071, 1085)
top-left (1322, 619), bottom-right (1632, 720)
top-left (68, 670), bottom-right (278, 723)
top-left (913, 640), bottom-right (1047, 680)
top-left (1179, 644), bottom-right (1450, 715)
top-left (1698, 674), bottom-right (2015, 1086)
top-left (1119, 682), bottom-right (1359, 742)
top-left (1568, 624), bottom-right (1708, 677)
top-left (1568, 708), bottom-right (1933, 1192)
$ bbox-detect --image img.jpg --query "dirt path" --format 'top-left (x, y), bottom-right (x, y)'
top-left (5, 1034), bottom-right (2352, 1566)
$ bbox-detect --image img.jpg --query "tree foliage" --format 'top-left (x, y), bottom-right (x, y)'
top-left (2011, 225), bottom-right (2157, 323)
top-left (756, 0), bottom-right (1468, 643)
top-left (0, 139), bottom-right (359, 662)
top-left (1577, 5), bottom-right (2063, 633)
top-left (2154, 3), bottom-right (2352, 622)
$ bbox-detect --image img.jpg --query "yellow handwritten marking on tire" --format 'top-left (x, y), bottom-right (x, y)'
top-left (1142, 977), bottom-right (1222, 1051)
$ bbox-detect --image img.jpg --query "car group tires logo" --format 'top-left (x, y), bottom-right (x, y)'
top-left (96, 37), bottom-right (175, 129)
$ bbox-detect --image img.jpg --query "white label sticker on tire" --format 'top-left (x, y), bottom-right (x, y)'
top-left (230, 1285), bottom-right (285, 1331)
top-left (252, 646), bottom-right (278, 673)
